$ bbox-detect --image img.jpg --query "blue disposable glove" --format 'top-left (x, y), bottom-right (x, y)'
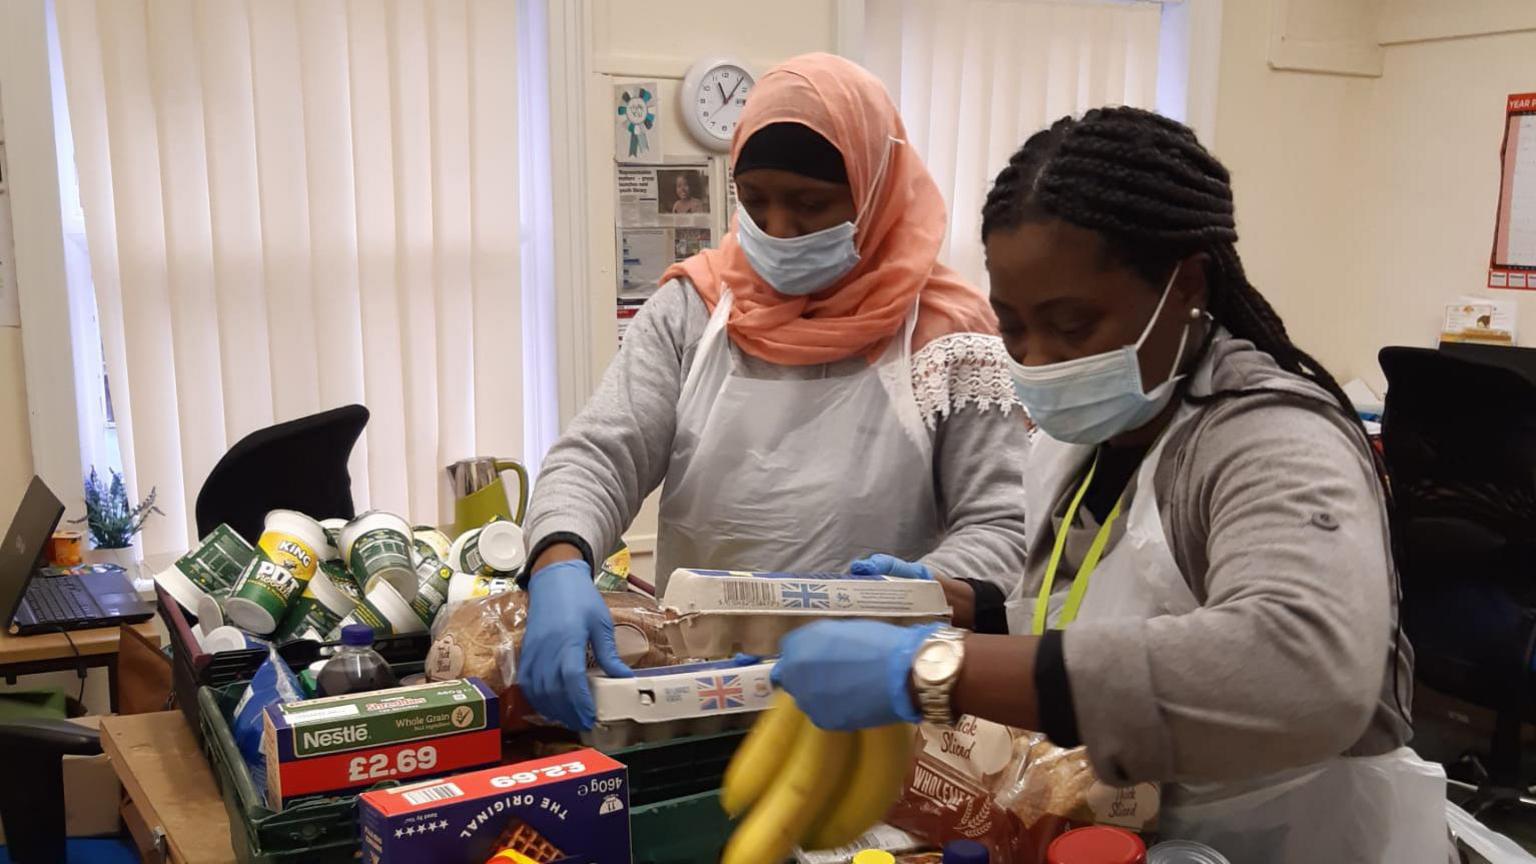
top-left (770, 620), bottom-right (943, 730)
top-left (517, 560), bottom-right (634, 731)
top-left (851, 553), bottom-right (933, 581)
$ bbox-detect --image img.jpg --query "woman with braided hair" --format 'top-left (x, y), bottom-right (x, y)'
top-left (770, 107), bottom-right (1448, 861)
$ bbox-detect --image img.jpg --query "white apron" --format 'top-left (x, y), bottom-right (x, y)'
top-left (654, 289), bottom-right (941, 593)
top-left (1007, 403), bottom-right (1448, 864)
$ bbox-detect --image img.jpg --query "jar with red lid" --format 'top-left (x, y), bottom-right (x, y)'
top-left (1045, 826), bottom-right (1148, 864)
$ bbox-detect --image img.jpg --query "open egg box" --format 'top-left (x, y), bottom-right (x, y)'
top-left (658, 569), bottom-right (951, 658)
top-left (581, 658), bottom-right (776, 752)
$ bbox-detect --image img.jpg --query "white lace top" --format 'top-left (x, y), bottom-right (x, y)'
top-left (910, 332), bottom-right (1023, 430)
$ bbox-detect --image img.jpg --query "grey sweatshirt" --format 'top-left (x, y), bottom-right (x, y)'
top-left (524, 278), bottom-right (1030, 593)
top-left (1030, 333), bottom-right (1412, 785)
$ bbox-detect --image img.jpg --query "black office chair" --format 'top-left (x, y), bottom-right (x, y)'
top-left (0, 715), bottom-right (103, 862)
top-left (195, 405), bottom-right (370, 544)
top-left (1379, 346), bottom-right (1536, 814)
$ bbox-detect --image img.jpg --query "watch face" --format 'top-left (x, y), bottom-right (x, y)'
top-left (913, 639), bottom-right (961, 685)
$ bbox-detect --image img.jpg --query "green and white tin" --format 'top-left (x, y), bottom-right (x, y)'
top-left (408, 543), bottom-right (453, 627)
top-left (328, 580), bottom-right (425, 639)
top-left (329, 597), bottom-right (393, 638)
top-left (153, 523), bottom-right (257, 612)
top-left (448, 520), bottom-right (526, 577)
top-left (271, 565), bottom-right (361, 643)
top-left (412, 527), bottom-right (453, 563)
top-left (224, 555), bottom-right (302, 635)
top-left (340, 511), bottom-right (416, 599)
top-left (446, 572), bottom-right (517, 605)
top-left (319, 518), bottom-right (347, 561)
top-left (320, 559), bottom-right (363, 598)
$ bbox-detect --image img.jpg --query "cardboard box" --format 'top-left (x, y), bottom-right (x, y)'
top-left (62, 716), bottom-right (122, 837)
top-left (359, 749), bottom-right (631, 864)
top-left (263, 678), bottom-right (500, 810)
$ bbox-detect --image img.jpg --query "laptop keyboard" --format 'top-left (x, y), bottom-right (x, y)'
top-left (27, 577), bottom-right (101, 622)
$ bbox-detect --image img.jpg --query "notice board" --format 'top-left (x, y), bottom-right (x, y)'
top-left (1490, 92), bottom-right (1536, 290)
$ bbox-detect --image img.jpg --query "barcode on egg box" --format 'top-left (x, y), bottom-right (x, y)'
top-left (401, 782), bottom-right (464, 806)
top-left (721, 580), bottom-right (778, 608)
top-left (664, 569), bottom-right (951, 616)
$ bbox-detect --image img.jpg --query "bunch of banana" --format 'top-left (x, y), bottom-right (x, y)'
top-left (720, 691), bottom-right (916, 864)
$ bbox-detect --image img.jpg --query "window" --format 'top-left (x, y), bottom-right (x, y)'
top-left (44, 0), bottom-right (559, 554)
top-left (858, 0), bottom-right (1214, 290)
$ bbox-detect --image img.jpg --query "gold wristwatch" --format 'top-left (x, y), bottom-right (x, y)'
top-left (910, 626), bottom-right (966, 726)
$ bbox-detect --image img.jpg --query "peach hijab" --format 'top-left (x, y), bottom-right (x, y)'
top-left (662, 53), bottom-right (997, 365)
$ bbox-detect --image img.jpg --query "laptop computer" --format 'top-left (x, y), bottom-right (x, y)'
top-left (2, 475), bottom-right (154, 635)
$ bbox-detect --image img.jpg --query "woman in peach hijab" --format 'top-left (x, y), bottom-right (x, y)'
top-left (516, 53), bottom-right (1029, 731)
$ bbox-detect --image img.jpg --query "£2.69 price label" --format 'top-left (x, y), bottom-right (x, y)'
top-left (349, 745), bottom-right (440, 783)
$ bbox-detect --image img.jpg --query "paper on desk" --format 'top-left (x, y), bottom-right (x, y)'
top-left (1343, 378), bottom-right (1382, 415)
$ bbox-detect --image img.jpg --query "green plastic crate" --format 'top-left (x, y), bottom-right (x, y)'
top-left (201, 676), bottom-right (743, 863)
top-left (610, 728), bottom-right (746, 806)
top-left (631, 789), bottom-right (736, 864)
top-left (198, 670), bottom-right (422, 863)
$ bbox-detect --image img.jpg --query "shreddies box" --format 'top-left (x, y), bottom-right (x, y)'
top-left (262, 678), bottom-right (501, 810)
top-left (359, 749), bottom-right (632, 863)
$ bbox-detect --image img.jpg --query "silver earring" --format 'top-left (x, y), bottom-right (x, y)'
top-left (1188, 307), bottom-right (1202, 320)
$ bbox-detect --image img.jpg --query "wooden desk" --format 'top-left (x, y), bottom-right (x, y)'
top-left (101, 711), bottom-right (236, 864)
top-left (0, 621), bottom-right (159, 712)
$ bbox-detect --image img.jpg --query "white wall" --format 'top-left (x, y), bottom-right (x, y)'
top-left (1210, 0), bottom-right (1372, 382)
top-left (0, 79), bottom-right (34, 510)
top-left (578, 0), bottom-right (840, 571)
top-left (1337, 23), bottom-right (1536, 393)
top-left (1213, 0), bottom-right (1536, 393)
top-left (0, 327), bottom-right (32, 508)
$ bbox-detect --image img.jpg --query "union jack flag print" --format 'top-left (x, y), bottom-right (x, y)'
top-left (779, 582), bottom-right (830, 609)
top-left (695, 675), bottom-right (745, 711)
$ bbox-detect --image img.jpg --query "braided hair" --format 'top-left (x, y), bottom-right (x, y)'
top-left (981, 107), bottom-right (1362, 436)
top-left (987, 109), bottom-right (1410, 719)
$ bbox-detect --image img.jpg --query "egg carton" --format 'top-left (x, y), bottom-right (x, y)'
top-left (660, 569), bottom-right (951, 658)
top-left (580, 658), bottom-right (775, 751)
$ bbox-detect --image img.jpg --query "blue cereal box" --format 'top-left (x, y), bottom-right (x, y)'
top-left (359, 749), bottom-right (631, 863)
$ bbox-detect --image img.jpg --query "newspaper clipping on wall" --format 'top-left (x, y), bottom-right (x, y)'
top-left (616, 162), bottom-right (716, 343)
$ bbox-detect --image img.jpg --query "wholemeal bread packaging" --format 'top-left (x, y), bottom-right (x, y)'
top-left (886, 717), bottom-right (1158, 864)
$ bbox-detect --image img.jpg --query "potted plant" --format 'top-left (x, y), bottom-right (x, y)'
top-left (74, 467), bottom-right (161, 569)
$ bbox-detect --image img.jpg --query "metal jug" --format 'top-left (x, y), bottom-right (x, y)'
top-left (447, 458), bottom-right (529, 537)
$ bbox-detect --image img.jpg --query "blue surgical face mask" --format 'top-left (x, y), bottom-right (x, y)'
top-left (735, 136), bottom-right (900, 297)
top-left (737, 206), bottom-right (859, 296)
top-left (1007, 265), bottom-right (1190, 445)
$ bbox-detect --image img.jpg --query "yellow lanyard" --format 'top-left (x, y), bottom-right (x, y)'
top-left (1031, 454), bottom-right (1125, 636)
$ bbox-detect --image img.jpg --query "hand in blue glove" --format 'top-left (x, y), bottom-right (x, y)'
top-left (851, 553), bottom-right (933, 581)
top-left (770, 620), bottom-right (943, 730)
top-left (517, 560), bottom-right (634, 731)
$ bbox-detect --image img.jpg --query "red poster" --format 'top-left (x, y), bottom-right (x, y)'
top-left (1489, 92), bottom-right (1536, 290)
